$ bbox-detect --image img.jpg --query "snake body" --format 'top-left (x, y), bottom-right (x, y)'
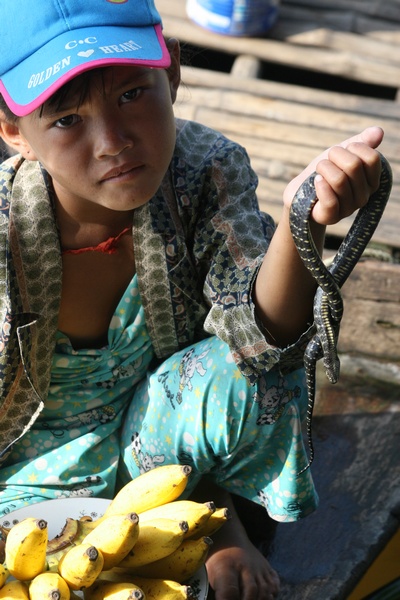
top-left (289, 153), bottom-right (392, 474)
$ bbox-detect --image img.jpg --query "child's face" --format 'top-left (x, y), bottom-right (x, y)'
top-left (4, 48), bottom-right (180, 214)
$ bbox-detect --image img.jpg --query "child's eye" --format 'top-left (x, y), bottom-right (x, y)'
top-left (121, 88), bottom-right (142, 103)
top-left (54, 114), bottom-right (81, 128)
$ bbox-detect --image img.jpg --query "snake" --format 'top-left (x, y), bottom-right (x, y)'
top-left (289, 152), bottom-right (392, 475)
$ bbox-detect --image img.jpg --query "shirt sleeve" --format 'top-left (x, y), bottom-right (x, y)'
top-left (174, 120), bottom-right (312, 384)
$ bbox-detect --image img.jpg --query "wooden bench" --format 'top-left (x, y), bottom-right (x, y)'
top-left (158, 1), bottom-right (400, 597)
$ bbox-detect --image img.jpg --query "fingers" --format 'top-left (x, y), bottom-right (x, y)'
top-left (206, 546), bottom-right (280, 600)
top-left (222, 566), bottom-right (279, 600)
top-left (283, 127), bottom-right (384, 212)
top-left (309, 126), bottom-right (383, 174)
top-left (311, 141), bottom-right (382, 225)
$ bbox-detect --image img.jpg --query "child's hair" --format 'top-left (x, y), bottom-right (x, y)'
top-left (0, 96), bottom-right (16, 123)
top-left (0, 69), bottom-right (100, 123)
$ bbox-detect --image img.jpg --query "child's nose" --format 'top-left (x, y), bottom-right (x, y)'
top-left (94, 115), bottom-right (133, 158)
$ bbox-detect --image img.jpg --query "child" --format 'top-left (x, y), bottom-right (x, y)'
top-left (0, 1), bottom-right (383, 598)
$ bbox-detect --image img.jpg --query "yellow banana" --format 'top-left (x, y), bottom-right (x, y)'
top-left (80, 513), bottom-right (140, 570)
top-left (98, 572), bottom-right (194, 600)
top-left (83, 580), bottom-right (145, 600)
top-left (47, 517), bottom-right (79, 555)
top-left (103, 464), bottom-right (192, 518)
top-left (117, 517), bottom-right (188, 569)
top-left (0, 564), bottom-right (9, 587)
top-left (139, 500), bottom-right (215, 537)
top-left (126, 536), bottom-right (213, 583)
top-left (29, 572), bottom-right (70, 600)
top-left (0, 580), bottom-right (30, 599)
top-left (4, 517), bottom-right (48, 580)
top-left (188, 506), bottom-right (231, 539)
top-left (58, 543), bottom-right (104, 590)
top-left (127, 577), bottom-right (194, 600)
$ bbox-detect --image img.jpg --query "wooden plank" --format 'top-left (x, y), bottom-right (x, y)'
top-left (339, 299), bottom-right (400, 360)
top-left (178, 70), bottom-right (400, 150)
top-left (285, 0), bottom-right (400, 22)
top-left (341, 260), bottom-right (400, 303)
top-left (270, 26), bottom-right (400, 67)
top-left (339, 261), bottom-right (400, 360)
top-left (356, 16), bottom-right (400, 43)
top-left (176, 97), bottom-right (400, 186)
top-left (281, 0), bottom-right (400, 42)
top-left (178, 88), bottom-right (400, 138)
top-left (179, 66), bottom-right (400, 121)
top-left (231, 55), bottom-right (263, 78)
top-left (159, 0), bottom-right (400, 87)
top-left (277, 5), bottom-right (356, 31)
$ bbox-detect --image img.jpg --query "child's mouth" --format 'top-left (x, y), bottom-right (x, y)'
top-left (101, 162), bottom-right (143, 183)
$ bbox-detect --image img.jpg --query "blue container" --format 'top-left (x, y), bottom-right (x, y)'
top-left (186, 0), bottom-right (280, 36)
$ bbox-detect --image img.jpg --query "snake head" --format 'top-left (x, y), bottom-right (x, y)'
top-left (323, 354), bottom-right (340, 384)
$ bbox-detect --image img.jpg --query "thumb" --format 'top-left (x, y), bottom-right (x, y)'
top-left (353, 125), bottom-right (384, 150)
top-left (283, 126), bottom-right (384, 206)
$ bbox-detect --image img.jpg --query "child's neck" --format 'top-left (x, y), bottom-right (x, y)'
top-left (53, 189), bottom-right (135, 253)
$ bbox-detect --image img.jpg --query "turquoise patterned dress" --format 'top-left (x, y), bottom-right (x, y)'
top-left (0, 275), bottom-right (154, 513)
top-left (0, 271), bottom-right (317, 523)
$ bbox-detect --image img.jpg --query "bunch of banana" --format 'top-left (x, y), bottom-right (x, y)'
top-left (0, 464), bottom-right (231, 598)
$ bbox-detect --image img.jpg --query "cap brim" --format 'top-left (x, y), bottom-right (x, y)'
top-left (0, 23), bottom-right (170, 117)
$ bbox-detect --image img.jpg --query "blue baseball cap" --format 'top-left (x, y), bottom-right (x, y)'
top-left (0, 0), bottom-right (171, 117)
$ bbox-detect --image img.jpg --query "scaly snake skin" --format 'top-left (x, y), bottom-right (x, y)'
top-left (289, 153), bottom-right (392, 474)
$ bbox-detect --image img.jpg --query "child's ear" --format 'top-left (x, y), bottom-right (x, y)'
top-left (0, 118), bottom-right (37, 160)
top-left (166, 38), bottom-right (181, 104)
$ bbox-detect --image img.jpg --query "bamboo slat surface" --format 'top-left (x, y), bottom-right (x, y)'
top-left (159, 0), bottom-right (400, 251)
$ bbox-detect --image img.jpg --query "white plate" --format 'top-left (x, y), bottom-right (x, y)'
top-left (1, 497), bottom-right (209, 600)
